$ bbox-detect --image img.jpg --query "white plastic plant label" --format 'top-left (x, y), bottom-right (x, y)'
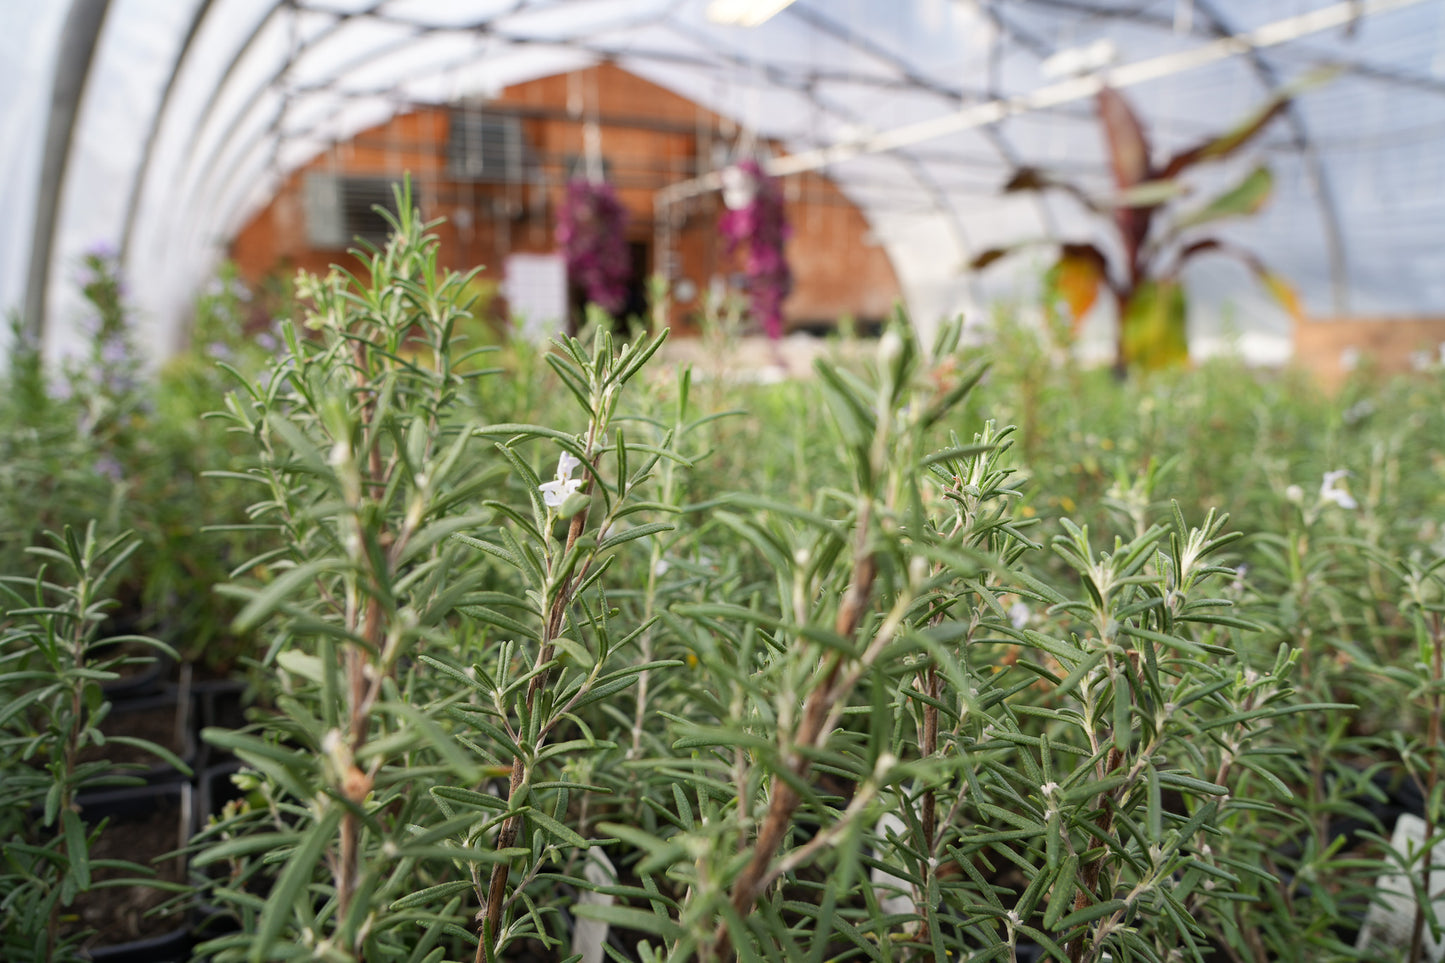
top-left (1357, 813), bottom-right (1445, 961)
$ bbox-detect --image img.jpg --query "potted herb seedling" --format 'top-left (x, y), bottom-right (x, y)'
top-left (0, 526), bottom-right (192, 961)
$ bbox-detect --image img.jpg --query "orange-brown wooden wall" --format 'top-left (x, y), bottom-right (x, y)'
top-left (230, 63), bottom-right (902, 335)
top-left (1293, 315), bottom-right (1445, 389)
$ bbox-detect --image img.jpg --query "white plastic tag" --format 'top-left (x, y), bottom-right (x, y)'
top-left (1357, 813), bottom-right (1445, 961)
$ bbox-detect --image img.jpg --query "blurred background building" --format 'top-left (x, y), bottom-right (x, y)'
top-left (3, 0), bottom-right (1445, 380)
top-left (229, 63), bottom-right (902, 338)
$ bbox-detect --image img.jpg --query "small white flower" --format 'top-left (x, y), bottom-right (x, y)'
top-left (1009, 601), bottom-right (1031, 630)
top-left (539, 450), bottom-right (584, 508)
top-left (1319, 469), bottom-right (1357, 510)
top-left (539, 477), bottom-right (582, 508)
top-left (1284, 484), bottom-right (1305, 504)
top-left (877, 329), bottom-right (903, 366)
top-left (1342, 399), bottom-right (1375, 426)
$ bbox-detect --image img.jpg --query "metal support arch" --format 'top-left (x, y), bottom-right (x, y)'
top-left (22, 0), bottom-right (112, 344)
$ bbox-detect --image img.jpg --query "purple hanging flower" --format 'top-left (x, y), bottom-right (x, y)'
top-left (719, 160), bottom-right (792, 340)
top-left (557, 179), bottom-right (630, 316)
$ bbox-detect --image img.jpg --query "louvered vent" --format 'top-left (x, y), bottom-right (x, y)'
top-left (448, 110), bottom-right (532, 182)
top-left (303, 175), bottom-right (406, 248)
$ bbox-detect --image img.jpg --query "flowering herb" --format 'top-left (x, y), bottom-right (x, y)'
top-left (1319, 469), bottom-right (1357, 510)
top-left (719, 159), bottom-right (792, 340)
top-left (557, 179), bottom-right (630, 316)
top-left (539, 450), bottom-right (583, 508)
top-left (78, 248), bottom-right (140, 398)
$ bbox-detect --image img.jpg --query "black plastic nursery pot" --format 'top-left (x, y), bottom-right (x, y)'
top-left (190, 677), bottom-right (250, 772)
top-left (81, 684), bottom-right (197, 783)
top-left (94, 643), bottom-right (173, 702)
top-left (72, 781), bottom-right (196, 963)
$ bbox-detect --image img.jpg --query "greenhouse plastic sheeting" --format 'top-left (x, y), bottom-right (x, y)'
top-left (2, 0), bottom-right (1444, 365)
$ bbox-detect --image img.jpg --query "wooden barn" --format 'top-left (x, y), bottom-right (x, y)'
top-left (230, 62), bottom-right (903, 339)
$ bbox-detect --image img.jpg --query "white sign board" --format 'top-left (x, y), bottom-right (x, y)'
top-left (502, 253), bottom-right (567, 342)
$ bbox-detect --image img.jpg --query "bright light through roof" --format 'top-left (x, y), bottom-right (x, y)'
top-left (704, 0), bottom-right (797, 28)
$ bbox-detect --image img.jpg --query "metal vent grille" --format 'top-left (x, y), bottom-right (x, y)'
top-left (304, 175), bottom-right (405, 248)
top-left (448, 111), bottom-right (532, 182)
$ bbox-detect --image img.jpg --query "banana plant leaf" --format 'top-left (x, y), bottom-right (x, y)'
top-left (1159, 67), bottom-right (1337, 178)
top-left (1174, 237), bottom-right (1305, 323)
top-left (1121, 279), bottom-right (1189, 370)
top-left (1096, 87), bottom-right (1157, 276)
top-left (967, 238), bottom-right (1056, 271)
top-left (1045, 244), bottom-right (1110, 329)
top-left (1112, 179), bottom-right (1190, 209)
top-left (1004, 168), bottom-right (1105, 215)
top-left (1098, 87), bottom-right (1151, 189)
top-left (1175, 166), bottom-right (1273, 232)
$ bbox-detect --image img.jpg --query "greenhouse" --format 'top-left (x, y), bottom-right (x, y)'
top-left (3, 1), bottom-right (1445, 961)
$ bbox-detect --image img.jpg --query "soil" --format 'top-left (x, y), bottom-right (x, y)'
top-left (78, 700), bottom-right (190, 770)
top-left (70, 792), bottom-right (190, 949)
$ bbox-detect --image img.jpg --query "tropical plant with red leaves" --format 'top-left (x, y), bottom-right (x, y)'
top-left (972, 76), bottom-right (1325, 371)
top-left (720, 160), bottom-right (793, 340)
top-left (558, 179), bottom-right (630, 316)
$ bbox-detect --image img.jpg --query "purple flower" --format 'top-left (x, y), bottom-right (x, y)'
top-left (47, 372), bottom-right (73, 401)
top-left (100, 336), bottom-right (129, 366)
top-left (557, 180), bottom-right (630, 315)
top-left (95, 454), bottom-right (124, 482)
top-left (719, 160), bottom-right (792, 339)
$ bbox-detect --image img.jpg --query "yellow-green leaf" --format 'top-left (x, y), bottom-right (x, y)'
top-left (1121, 279), bottom-right (1189, 370)
top-left (1261, 271), bottom-right (1305, 323)
top-left (1112, 178), bottom-right (1189, 209)
top-left (1176, 166), bottom-right (1273, 231)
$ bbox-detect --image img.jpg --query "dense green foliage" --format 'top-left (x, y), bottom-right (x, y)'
top-left (3, 196), bottom-right (1445, 962)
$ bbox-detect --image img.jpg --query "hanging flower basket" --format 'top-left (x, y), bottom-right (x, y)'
top-left (557, 179), bottom-right (630, 316)
top-left (719, 160), bottom-right (792, 340)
